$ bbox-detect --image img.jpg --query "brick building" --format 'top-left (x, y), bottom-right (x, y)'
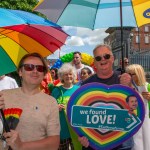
top-left (130, 24), bottom-right (150, 54)
top-left (104, 24), bottom-right (150, 70)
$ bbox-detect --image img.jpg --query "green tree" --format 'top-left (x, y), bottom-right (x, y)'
top-left (0, 0), bottom-right (46, 17)
top-left (0, 0), bottom-right (38, 12)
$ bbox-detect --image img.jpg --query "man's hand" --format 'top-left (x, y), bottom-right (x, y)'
top-left (119, 73), bottom-right (132, 87)
top-left (58, 104), bottom-right (65, 111)
top-left (3, 130), bottom-right (23, 150)
top-left (142, 92), bottom-right (150, 101)
top-left (78, 136), bottom-right (89, 148)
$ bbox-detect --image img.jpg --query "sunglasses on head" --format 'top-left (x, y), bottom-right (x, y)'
top-left (22, 64), bottom-right (45, 72)
top-left (95, 54), bottom-right (111, 61)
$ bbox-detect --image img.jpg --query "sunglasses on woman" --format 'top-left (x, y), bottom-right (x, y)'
top-left (95, 54), bottom-right (111, 61)
top-left (21, 64), bottom-right (46, 72)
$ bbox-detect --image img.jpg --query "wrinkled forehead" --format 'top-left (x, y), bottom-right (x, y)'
top-left (93, 47), bottom-right (113, 56)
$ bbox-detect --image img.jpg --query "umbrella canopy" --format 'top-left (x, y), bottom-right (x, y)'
top-left (0, 8), bottom-right (68, 76)
top-left (34, 0), bottom-right (150, 72)
top-left (34, 0), bottom-right (150, 29)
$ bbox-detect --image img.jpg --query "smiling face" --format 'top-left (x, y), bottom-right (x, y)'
top-left (81, 69), bottom-right (91, 81)
top-left (62, 71), bottom-right (74, 85)
top-left (93, 46), bottom-right (114, 77)
top-left (128, 96), bottom-right (138, 111)
top-left (19, 56), bottom-right (45, 87)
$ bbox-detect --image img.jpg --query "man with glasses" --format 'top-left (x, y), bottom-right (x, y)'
top-left (0, 53), bottom-right (60, 150)
top-left (78, 44), bottom-right (133, 150)
top-left (72, 51), bottom-right (94, 81)
top-left (116, 58), bottom-right (129, 72)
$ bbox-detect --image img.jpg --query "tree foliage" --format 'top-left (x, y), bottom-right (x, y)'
top-left (0, 0), bottom-right (38, 12)
top-left (0, 0), bottom-right (46, 17)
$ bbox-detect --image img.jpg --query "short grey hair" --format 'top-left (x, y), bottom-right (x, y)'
top-left (58, 63), bottom-right (77, 83)
top-left (93, 44), bottom-right (112, 54)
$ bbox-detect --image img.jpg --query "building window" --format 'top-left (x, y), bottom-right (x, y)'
top-left (145, 36), bottom-right (149, 44)
top-left (136, 36), bottom-right (140, 43)
top-left (145, 26), bottom-right (149, 32)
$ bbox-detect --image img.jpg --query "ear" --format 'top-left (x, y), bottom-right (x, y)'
top-left (111, 56), bottom-right (115, 63)
top-left (18, 68), bottom-right (23, 77)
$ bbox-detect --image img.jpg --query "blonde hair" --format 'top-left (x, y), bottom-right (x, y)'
top-left (126, 64), bottom-right (146, 86)
top-left (58, 63), bottom-right (77, 83)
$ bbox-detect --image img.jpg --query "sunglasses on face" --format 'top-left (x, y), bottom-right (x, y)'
top-left (21, 64), bottom-right (45, 72)
top-left (125, 62), bottom-right (129, 64)
top-left (95, 54), bottom-right (111, 61)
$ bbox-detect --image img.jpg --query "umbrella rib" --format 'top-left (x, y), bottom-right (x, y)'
top-left (131, 1), bottom-right (138, 27)
top-left (56, 0), bottom-right (71, 23)
top-left (93, 0), bottom-right (101, 30)
top-left (0, 30), bottom-right (29, 54)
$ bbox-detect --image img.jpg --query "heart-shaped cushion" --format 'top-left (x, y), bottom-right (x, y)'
top-left (67, 83), bottom-right (145, 150)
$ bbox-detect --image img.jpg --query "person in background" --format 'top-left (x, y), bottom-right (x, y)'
top-left (76, 67), bottom-right (93, 86)
top-left (0, 75), bottom-right (18, 90)
top-left (72, 51), bottom-right (94, 81)
top-left (51, 63), bottom-right (81, 150)
top-left (0, 74), bottom-right (19, 149)
top-left (126, 64), bottom-right (150, 150)
top-left (50, 68), bottom-right (60, 86)
top-left (40, 71), bottom-right (52, 94)
top-left (78, 44), bottom-right (133, 150)
top-left (0, 53), bottom-right (60, 150)
top-left (116, 57), bottom-right (129, 72)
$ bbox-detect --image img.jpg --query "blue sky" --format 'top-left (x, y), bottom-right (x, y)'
top-left (47, 27), bottom-right (108, 59)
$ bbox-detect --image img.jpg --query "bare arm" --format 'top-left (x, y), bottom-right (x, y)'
top-left (21, 135), bottom-right (60, 150)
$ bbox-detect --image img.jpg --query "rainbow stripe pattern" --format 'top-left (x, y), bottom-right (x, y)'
top-left (67, 83), bottom-right (145, 150)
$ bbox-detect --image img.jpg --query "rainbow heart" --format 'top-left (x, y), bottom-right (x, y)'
top-left (67, 83), bottom-right (145, 150)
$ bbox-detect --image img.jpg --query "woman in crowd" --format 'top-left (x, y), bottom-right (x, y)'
top-left (51, 63), bottom-right (81, 150)
top-left (76, 67), bottom-right (93, 86)
top-left (126, 64), bottom-right (150, 150)
top-left (50, 68), bottom-right (60, 86)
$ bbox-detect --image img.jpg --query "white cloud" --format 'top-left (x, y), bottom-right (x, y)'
top-left (66, 36), bottom-right (84, 46)
top-left (63, 27), bottom-right (108, 46)
top-left (47, 27), bottom-right (109, 59)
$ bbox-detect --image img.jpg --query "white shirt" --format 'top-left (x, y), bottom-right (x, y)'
top-left (0, 76), bottom-right (18, 91)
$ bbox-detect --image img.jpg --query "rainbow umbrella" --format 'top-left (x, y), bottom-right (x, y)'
top-left (0, 8), bottom-right (68, 76)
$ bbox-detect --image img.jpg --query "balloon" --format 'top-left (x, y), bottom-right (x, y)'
top-left (51, 52), bottom-right (94, 69)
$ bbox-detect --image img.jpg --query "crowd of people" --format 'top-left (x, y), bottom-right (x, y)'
top-left (0, 44), bottom-right (150, 150)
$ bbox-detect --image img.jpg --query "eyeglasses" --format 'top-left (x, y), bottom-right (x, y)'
top-left (95, 54), bottom-right (111, 61)
top-left (129, 73), bottom-right (136, 76)
top-left (125, 62), bottom-right (129, 64)
top-left (22, 64), bottom-right (46, 72)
